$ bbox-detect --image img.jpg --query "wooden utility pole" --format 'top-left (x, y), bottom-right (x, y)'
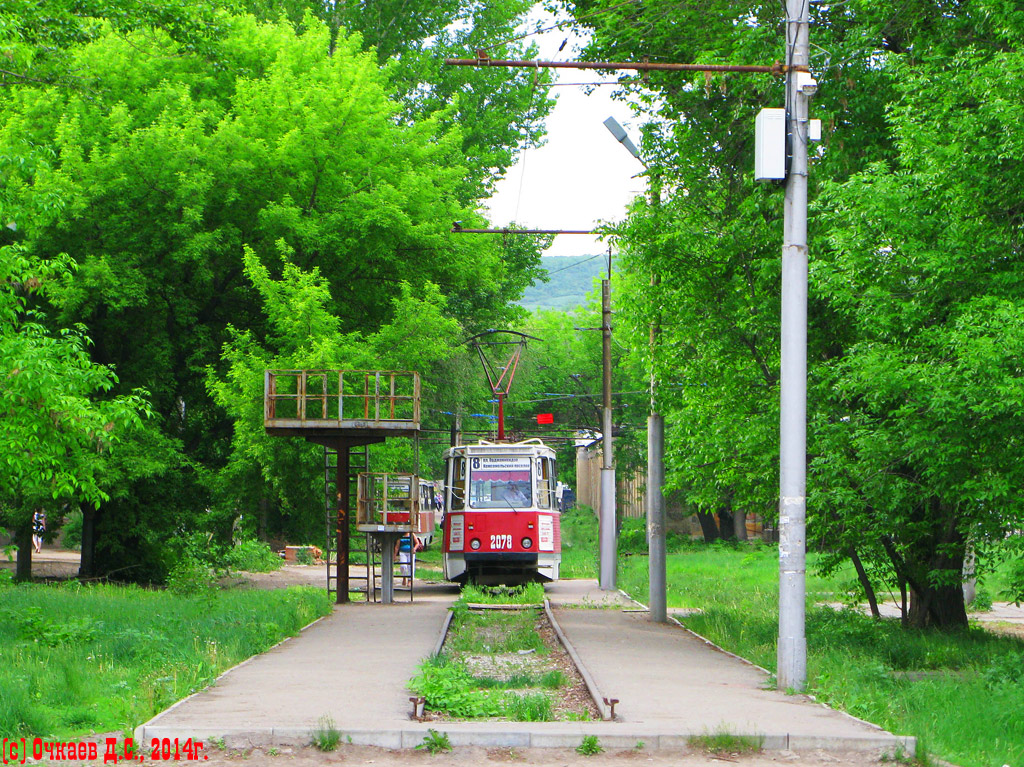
top-left (599, 248), bottom-right (616, 590)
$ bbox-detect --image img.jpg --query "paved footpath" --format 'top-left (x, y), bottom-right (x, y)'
top-left (137, 580), bottom-right (914, 755)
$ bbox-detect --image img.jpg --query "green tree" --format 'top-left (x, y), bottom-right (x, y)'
top-left (208, 245), bottom-right (466, 542)
top-left (568, 0), bottom-right (1024, 627)
top-left (0, 243), bottom-right (150, 580)
top-left (242, 0), bottom-right (556, 202)
top-left (0, 11), bottom-right (545, 577)
top-left (810, 37), bottom-right (1024, 628)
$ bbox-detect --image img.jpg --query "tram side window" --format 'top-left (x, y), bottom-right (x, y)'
top-left (449, 458), bottom-right (466, 510)
top-left (537, 457), bottom-right (554, 509)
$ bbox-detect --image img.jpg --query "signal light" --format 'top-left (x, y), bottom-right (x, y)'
top-left (470, 538), bottom-right (481, 550)
top-left (521, 537), bottom-right (533, 549)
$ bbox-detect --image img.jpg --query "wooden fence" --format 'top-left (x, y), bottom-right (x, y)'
top-left (575, 445), bottom-right (646, 518)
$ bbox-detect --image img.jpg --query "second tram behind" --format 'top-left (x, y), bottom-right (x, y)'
top-left (442, 439), bottom-right (560, 585)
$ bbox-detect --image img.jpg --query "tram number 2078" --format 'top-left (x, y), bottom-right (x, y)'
top-left (490, 534), bottom-right (513, 550)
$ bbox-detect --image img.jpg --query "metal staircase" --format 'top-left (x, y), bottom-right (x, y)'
top-left (324, 445), bottom-right (373, 600)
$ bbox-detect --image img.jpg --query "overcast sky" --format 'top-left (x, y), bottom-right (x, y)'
top-left (482, 17), bottom-right (648, 258)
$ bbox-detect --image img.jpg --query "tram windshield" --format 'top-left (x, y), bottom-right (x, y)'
top-left (468, 455), bottom-right (533, 508)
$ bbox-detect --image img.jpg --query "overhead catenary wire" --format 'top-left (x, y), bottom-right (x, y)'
top-left (545, 252), bottom-right (607, 276)
top-left (473, 0), bottom-right (644, 54)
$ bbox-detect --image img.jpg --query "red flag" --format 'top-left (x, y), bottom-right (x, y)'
top-left (536, 413), bottom-right (554, 424)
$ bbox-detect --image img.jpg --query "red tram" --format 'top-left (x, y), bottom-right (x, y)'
top-left (442, 439), bottom-right (560, 585)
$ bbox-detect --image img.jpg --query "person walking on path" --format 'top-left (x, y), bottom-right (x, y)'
top-left (32, 510), bottom-right (46, 554)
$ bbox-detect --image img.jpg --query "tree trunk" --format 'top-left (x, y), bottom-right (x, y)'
top-left (908, 581), bottom-right (968, 629)
top-left (717, 508), bottom-right (736, 541)
top-left (696, 511), bottom-right (720, 542)
top-left (733, 509), bottom-right (748, 541)
top-left (849, 547), bottom-right (880, 619)
top-left (882, 500), bottom-right (968, 630)
top-left (14, 523), bottom-right (32, 582)
top-left (79, 503), bottom-right (98, 579)
top-left (258, 496), bottom-right (270, 541)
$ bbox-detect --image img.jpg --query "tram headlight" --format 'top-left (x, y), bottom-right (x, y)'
top-left (521, 537), bottom-right (533, 549)
top-left (470, 538), bottom-right (481, 550)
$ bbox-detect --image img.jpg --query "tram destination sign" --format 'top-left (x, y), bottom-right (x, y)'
top-left (476, 456), bottom-right (532, 472)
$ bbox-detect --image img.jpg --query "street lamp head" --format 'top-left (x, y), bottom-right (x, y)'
top-left (602, 116), bottom-right (642, 162)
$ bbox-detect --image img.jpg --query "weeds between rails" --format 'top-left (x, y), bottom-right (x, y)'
top-left (410, 584), bottom-right (597, 722)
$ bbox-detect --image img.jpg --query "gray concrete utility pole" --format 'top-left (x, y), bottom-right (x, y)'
top-left (599, 253), bottom-right (617, 591)
top-left (602, 116), bottom-right (664, 615)
top-left (777, 0), bottom-right (815, 691)
top-left (647, 410), bottom-right (666, 621)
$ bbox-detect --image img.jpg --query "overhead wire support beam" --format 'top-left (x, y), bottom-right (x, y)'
top-left (452, 227), bottom-right (595, 235)
top-left (444, 54), bottom-right (801, 76)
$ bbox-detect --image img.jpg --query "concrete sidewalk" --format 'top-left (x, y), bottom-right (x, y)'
top-left (136, 580), bottom-right (914, 755)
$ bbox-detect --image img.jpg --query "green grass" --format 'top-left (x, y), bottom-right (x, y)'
top-left (687, 730), bottom-right (763, 754)
top-left (598, 533), bottom-right (1024, 767)
top-left (409, 589), bottom-right (588, 721)
top-left (560, 506), bottom-right (599, 579)
top-left (0, 581), bottom-right (332, 739)
top-left (460, 582), bottom-right (545, 605)
top-left (445, 608), bottom-right (546, 655)
top-left (310, 713), bottom-right (341, 751)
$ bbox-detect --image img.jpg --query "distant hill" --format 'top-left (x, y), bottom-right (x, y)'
top-left (519, 254), bottom-right (607, 312)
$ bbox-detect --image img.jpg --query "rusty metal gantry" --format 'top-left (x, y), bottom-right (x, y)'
top-left (264, 370), bottom-right (421, 604)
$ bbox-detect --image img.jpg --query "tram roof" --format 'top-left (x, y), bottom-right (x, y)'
top-left (447, 438), bottom-right (555, 457)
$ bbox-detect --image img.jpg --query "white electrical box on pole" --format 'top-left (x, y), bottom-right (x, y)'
top-left (755, 108), bottom-right (787, 181)
top-left (777, 0), bottom-right (815, 692)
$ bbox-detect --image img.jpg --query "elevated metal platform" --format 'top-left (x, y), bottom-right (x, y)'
top-left (264, 370), bottom-right (420, 444)
top-left (264, 369), bottom-right (421, 604)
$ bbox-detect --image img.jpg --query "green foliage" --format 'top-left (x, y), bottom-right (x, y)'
top-left (559, 506), bottom-right (598, 579)
top-left (968, 587), bottom-right (992, 613)
top-left (575, 736), bottom-right (603, 756)
top-left (410, 601), bottom-right (589, 722)
top-left (8, 606), bottom-right (100, 646)
top-left (310, 714), bottom-right (340, 752)
top-left (225, 539), bottom-right (282, 573)
top-left (411, 656), bottom-right (503, 718)
top-left (444, 610), bottom-right (545, 656)
top-left (0, 245), bottom-right (152, 554)
top-left (61, 508), bottom-right (83, 550)
top-left (0, 583), bottom-right (330, 738)
top-left (506, 307), bottom-right (608, 442)
top-left (166, 555), bottom-right (215, 597)
top-left (1002, 556), bottom-right (1024, 606)
top-left (1, 2), bottom-right (550, 579)
top-left (208, 246), bottom-right (469, 544)
top-left (539, 670), bottom-right (568, 689)
top-left (570, 0), bottom-right (1024, 630)
top-left (294, 547), bottom-right (314, 566)
top-left (415, 729), bottom-right (452, 755)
